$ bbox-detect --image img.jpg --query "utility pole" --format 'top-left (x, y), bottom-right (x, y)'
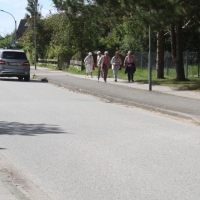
top-left (148, 10), bottom-right (152, 91)
top-left (34, 0), bottom-right (38, 70)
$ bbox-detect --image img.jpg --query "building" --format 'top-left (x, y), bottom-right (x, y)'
top-left (16, 19), bottom-right (28, 40)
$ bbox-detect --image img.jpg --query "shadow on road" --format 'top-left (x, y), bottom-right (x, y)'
top-left (0, 78), bottom-right (43, 83)
top-left (0, 148), bottom-right (6, 150)
top-left (0, 121), bottom-right (67, 136)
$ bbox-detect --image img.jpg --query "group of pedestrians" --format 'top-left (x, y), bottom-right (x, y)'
top-left (84, 50), bottom-right (136, 82)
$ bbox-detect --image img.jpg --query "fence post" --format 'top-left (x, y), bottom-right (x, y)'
top-left (140, 52), bottom-right (143, 69)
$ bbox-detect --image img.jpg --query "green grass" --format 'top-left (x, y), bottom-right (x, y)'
top-left (151, 78), bottom-right (200, 91)
top-left (38, 64), bottom-right (200, 91)
top-left (37, 63), bottom-right (58, 70)
top-left (135, 68), bottom-right (200, 91)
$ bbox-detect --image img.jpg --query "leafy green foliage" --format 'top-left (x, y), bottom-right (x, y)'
top-left (26, 0), bottom-right (38, 17)
top-left (0, 34), bottom-right (13, 49)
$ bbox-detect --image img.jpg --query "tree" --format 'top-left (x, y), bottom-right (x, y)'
top-left (0, 34), bottom-right (12, 49)
top-left (156, 30), bottom-right (164, 78)
top-left (52, 0), bottom-right (107, 61)
top-left (168, 0), bottom-right (200, 80)
top-left (44, 12), bottom-right (76, 64)
top-left (25, 0), bottom-right (40, 18)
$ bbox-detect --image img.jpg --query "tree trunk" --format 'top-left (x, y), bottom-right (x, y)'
top-left (175, 18), bottom-right (185, 81)
top-left (156, 30), bottom-right (164, 78)
top-left (170, 23), bottom-right (176, 62)
top-left (81, 51), bottom-right (85, 63)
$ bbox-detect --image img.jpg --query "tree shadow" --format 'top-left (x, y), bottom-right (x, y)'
top-left (119, 80), bottom-right (136, 84)
top-left (0, 121), bottom-right (68, 136)
top-left (0, 78), bottom-right (43, 83)
top-left (136, 79), bottom-right (200, 91)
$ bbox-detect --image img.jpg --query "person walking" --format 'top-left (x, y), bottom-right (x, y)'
top-left (111, 51), bottom-right (122, 82)
top-left (98, 51), bottom-right (110, 82)
top-left (96, 51), bottom-right (103, 81)
top-left (84, 52), bottom-right (94, 78)
top-left (124, 50), bottom-right (136, 82)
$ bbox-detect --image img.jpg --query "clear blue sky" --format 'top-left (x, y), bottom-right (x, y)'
top-left (0, 0), bottom-right (56, 37)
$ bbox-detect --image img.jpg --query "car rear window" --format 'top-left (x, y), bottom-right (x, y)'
top-left (2, 52), bottom-right (27, 59)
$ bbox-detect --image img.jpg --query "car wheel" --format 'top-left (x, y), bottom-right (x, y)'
top-left (24, 75), bottom-right (30, 82)
top-left (18, 76), bottom-right (23, 81)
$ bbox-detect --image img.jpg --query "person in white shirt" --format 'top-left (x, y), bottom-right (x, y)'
top-left (84, 52), bottom-right (94, 78)
top-left (111, 51), bottom-right (122, 82)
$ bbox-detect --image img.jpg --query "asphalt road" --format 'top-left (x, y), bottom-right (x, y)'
top-left (31, 67), bottom-right (200, 123)
top-left (0, 78), bottom-right (200, 200)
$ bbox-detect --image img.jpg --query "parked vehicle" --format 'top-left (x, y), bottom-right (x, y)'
top-left (0, 49), bottom-right (30, 81)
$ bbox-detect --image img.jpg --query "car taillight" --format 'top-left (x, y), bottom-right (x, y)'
top-left (22, 62), bottom-right (30, 66)
top-left (0, 60), bottom-right (6, 65)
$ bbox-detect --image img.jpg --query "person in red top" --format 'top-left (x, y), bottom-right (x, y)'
top-left (124, 51), bottom-right (136, 82)
top-left (98, 51), bottom-right (110, 82)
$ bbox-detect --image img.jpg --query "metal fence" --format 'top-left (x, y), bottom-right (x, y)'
top-left (134, 51), bottom-right (200, 78)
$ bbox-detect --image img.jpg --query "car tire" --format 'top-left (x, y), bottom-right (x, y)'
top-left (18, 76), bottom-right (23, 81)
top-left (24, 75), bottom-right (30, 82)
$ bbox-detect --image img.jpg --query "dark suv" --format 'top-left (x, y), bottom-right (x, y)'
top-left (0, 49), bottom-right (30, 81)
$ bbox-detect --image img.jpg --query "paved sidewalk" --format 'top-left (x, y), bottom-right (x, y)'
top-left (31, 66), bottom-right (200, 100)
top-left (31, 66), bottom-right (200, 123)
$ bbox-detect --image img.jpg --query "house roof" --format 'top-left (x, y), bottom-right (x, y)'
top-left (16, 19), bottom-right (28, 40)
